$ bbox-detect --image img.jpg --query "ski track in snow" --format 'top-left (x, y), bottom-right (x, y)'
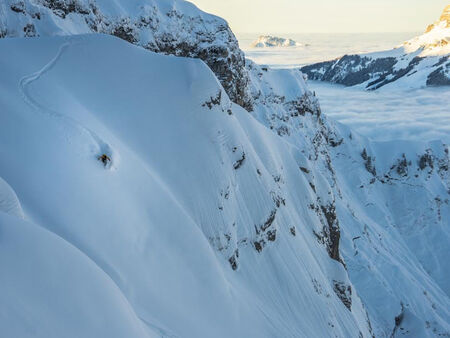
top-left (18, 41), bottom-right (116, 168)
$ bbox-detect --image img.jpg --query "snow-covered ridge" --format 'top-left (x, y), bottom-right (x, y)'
top-left (301, 5), bottom-right (450, 89)
top-left (0, 0), bottom-right (252, 109)
top-left (251, 35), bottom-right (301, 48)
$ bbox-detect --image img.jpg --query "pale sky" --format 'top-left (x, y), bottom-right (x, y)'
top-left (189, 0), bottom-right (449, 34)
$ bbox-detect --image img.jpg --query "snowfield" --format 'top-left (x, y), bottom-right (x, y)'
top-left (0, 34), bottom-right (449, 338)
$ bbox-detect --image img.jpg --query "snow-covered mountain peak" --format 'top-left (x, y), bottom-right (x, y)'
top-left (426, 4), bottom-right (450, 32)
top-left (404, 5), bottom-right (450, 57)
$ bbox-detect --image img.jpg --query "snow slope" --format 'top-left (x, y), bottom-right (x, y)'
top-left (0, 33), bottom-right (449, 338)
top-left (0, 213), bottom-right (153, 338)
top-left (301, 6), bottom-right (450, 90)
top-left (0, 34), bottom-right (371, 337)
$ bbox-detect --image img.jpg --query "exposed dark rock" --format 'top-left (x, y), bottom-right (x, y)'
top-left (277, 125), bottom-right (290, 136)
top-left (273, 174), bottom-right (282, 183)
top-left (391, 303), bottom-right (405, 337)
top-left (271, 192), bottom-right (285, 208)
top-left (320, 203), bottom-right (342, 263)
top-left (419, 151), bottom-right (434, 170)
top-left (228, 249), bottom-right (239, 270)
top-left (23, 23), bottom-right (36, 37)
top-left (40, 0), bottom-right (90, 18)
top-left (261, 210), bottom-right (277, 232)
top-left (333, 280), bottom-right (352, 310)
top-left (233, 152), bottom-right (246, 170)
top-left (10, 2), bottom-right (26, 14)
top-left (395, 154), bottom-right (411, 176)
top-left (427, 64), bottom-right (450, 86)
top-left (111, 22), bottom-right (137, 44)
top-left (290, 227), bottom-right (296, 236)
top-left (313, 201), bottom-right (343, 265)
top-left (361, 148), bottom-right (377, 176)
top-left (202, 91), bottom-right (222, 109)
top-left (287, 92), bottom-right (321, 117)
top-left (267, 229), bottom-right (276, 242)
top-left (254, 240), bottom-right (264, 252)
top-left (252, 209), bottom-right (278, 252)
top-left (31, 11), bottom-right (41, 20)
top-left (328, 137), bottom-right (343, 147)
top-left (299, 167), bottom-right (310, 174)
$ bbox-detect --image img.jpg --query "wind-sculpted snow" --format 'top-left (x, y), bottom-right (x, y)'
top-left (0, 0), bottom-right (252, 109)
top-left (301, 6), bottom-right (450, 90)
top-left (0, 34), bottom-right (449, 337)
top-left (0, 177), bottom-right (24, 218)
top-left (0, 212), bottom-right (153, 338)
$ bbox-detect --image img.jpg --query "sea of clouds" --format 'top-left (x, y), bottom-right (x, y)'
top-left (239, 32), bottom-right (449, 143)
top-left (309, 81), bottom-right (450, 143)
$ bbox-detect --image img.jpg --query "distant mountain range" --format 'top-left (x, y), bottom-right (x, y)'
top-left (301, 5), bottom-right (450, 89)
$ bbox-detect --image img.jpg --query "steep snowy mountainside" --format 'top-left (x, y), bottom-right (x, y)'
top-left (0, 0), bottom-right (252, 109)
top-left (251, 35), bottom-right (300, 48)
top-left (0, 34), bottom-right (373, 338)
top-left (1, 34), bottom-right (449, 337)
top-left (301, 5), bottom-right (450, 89)
top-left (242, 55), bottom-right (450, 337)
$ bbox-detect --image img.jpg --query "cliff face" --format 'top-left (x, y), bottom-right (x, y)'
top-left (301, 5), bottom-right (450, 89)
